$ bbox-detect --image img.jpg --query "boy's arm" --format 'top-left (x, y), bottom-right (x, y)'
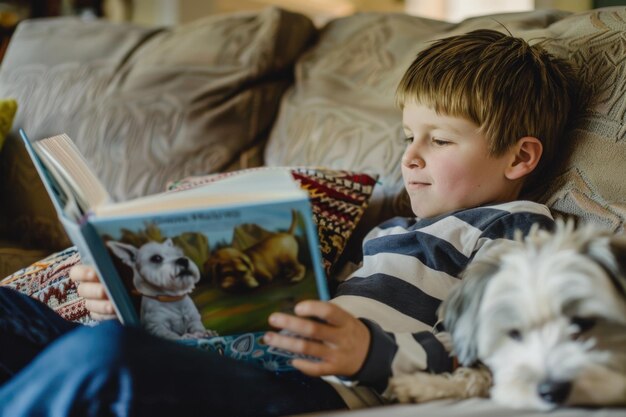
top-left (263, 300), bottom-right (451, 397)
top-left (350, 321), bottom-right (453, 394)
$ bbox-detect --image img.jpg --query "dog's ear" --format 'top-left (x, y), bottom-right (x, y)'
top-left (609, 236), bottom-right (626, 298)
top-left (585, 234), bottom-right (626, 298)
top-left (608, 236), bottom-right (626, 297)
top-left (106, 241), bottom-right (139, 267)
top-left (441, 259), bottom-right (499, 366)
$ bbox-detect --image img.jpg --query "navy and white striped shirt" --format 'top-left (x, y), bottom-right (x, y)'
top-left (328, 200), bottom-right (554, 406)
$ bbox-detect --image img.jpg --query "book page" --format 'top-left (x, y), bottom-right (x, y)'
top-left (35, 134), bottom-right (111, 214)
top-left (35, 150), bottom-right (84, 221)
top-left (92, 169), bottom-right (306, 218)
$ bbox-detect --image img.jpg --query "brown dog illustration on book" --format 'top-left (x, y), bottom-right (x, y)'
top-left (208, 211), bottom-right (306, 292)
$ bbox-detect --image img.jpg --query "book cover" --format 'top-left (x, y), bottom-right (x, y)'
top-left (20, 129), bottom-right (329, 371)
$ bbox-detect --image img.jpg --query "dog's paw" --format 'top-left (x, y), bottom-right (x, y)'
top-left (390, 372), bottom-right (460, 403)
top-left (182, 330), bottom-right (219, 340)
top-left (204, 329), bottom-right (219, 338)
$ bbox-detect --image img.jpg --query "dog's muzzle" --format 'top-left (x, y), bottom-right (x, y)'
top-left (176, 258), bottom-right (194, 278)
top-left (538, 379), bottom-right (571, 405)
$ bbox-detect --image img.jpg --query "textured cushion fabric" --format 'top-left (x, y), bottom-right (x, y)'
top-left (0, 98), bottom-right (16, 152)
top-left (0, 7), bottom-right (316, 261)
top-left (0, 247), bottom-right (91, 323)
top-left (0, 98), bottom-right (17, 255)
top-left (530, 8), bottom-right (626, 232)
top-left (168, 167), bottom-right (378, 277)
top-left (265, 7), bottom-right (626, 232)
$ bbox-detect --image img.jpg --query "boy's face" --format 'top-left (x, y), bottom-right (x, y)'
top-left (401, 103), bottom-right (520, 218)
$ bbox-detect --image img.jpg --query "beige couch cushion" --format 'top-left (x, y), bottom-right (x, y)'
top-left (0, 8), bottom-right (315, 201)
top-left (532, 8), bottom-right (626, 232)
top-left (266, 8), bottom-right (626, 232)
top-left (0, 8), bottom-right (316, 260)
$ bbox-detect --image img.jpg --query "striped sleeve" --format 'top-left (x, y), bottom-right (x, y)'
top-left (331, 201), bottom-right (554, 395)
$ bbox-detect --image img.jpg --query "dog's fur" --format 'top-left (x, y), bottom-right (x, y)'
top-left (207, 211), bottom-right (306, 292)
top-left (391, 219), bottom-right (626, 409)
top-left (107, 238), bottom-right (215, 340)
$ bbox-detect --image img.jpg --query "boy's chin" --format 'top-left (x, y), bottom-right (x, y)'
top-left (410, 201), bottom-right (454, 219)
top-left (412, 206), bottom-right (448, 219)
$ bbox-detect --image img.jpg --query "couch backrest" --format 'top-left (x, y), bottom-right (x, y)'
top-left (265, 7), bottom-right (626, 233)
top-left (0, 8), bottom-right (316, 249)
top-left (0, 7), bottom-right (316, 201)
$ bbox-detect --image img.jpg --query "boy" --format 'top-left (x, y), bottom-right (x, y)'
top-left (0, 29), bottom-right (581, 416)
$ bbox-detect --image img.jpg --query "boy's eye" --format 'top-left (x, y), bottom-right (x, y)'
top-left (403, 136), bottom-right (414, 144)
top-left (432, 138), bottom-right (451, 146)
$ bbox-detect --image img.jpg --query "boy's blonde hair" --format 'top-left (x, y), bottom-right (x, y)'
top-left (396, 29), bottom-right (581, 195)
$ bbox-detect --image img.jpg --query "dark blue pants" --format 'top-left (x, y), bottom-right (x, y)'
top-left (0, 287), bottom-right (346, 416)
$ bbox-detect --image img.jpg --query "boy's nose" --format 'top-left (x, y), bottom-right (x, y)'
top-left (403, 155), bottom-right (425, 168)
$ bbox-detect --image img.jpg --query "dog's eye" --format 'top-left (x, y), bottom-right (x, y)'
top-left (571, 316), bottom-right (596, 334)
top-left (150, 255), bottom-right (163, 264)
top-left (507, 329), bottom-right (523, 341)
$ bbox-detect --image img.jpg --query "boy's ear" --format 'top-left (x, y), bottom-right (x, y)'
top-left (505, 136), bottom-right (543, 180)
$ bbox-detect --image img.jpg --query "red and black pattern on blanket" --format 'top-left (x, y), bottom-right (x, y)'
top-left (291, 169), bottom-right (377, 273)
top-left (0, 247), bottom-right (91, 323)
top-left (168, 167), bottom-right (378, 275)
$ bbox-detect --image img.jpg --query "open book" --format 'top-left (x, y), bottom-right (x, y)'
top-left (20, 129), bottom-right (329, 371)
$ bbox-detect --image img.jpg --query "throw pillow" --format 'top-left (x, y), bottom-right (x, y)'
top-left (0, 98), bottom-right (16, 152)
top-left (0, 98), bottom-right (17, 252)
top-left (0, 247), bottom-right (91, 323)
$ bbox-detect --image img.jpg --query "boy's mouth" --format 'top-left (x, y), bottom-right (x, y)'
top-left (406, 180), bottom-right (431, 190)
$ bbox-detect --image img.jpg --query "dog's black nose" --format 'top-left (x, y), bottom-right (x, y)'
top-left (538, 380), bottom-right (571, 404)
top-left (176, 258), bottom-right (189, 268)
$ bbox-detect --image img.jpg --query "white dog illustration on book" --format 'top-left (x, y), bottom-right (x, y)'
top-left (107, 238), bottom-right (216, 340)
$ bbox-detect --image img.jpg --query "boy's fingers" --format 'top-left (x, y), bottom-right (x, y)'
top-left (84, 299), bottom-right (115, 316)
top-left (76, 282), bottom-right (109, 300)
top-left (268, 313), bottom-right (338, 343)
top-left (294, 300), bottom-right (350, 326)
top-left (69, 265), bottom-right (99, 283)
top-left (263, 331), bottom-right (328, 358)
top-left (89, 311), bottom-right (118, 322)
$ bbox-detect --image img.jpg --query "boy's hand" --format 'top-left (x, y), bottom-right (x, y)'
top-left (69, 265), bottom-right (117, 321)
top-left (263, 300), bottom-right (370, 377)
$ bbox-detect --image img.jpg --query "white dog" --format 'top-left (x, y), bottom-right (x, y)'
top-left (391, 219), bottom-right (626, 409)
top-left (107, 238), bottom-right (215, 340)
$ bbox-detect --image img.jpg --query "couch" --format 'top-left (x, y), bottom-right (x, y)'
top-left (0, 5), bottom-right (625, 416)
